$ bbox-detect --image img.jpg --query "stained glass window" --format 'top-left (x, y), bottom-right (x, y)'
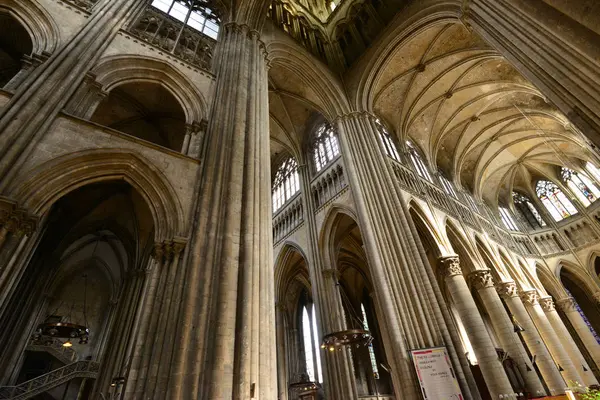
top-left (361, 303), bottom-right (380, 379)
top-left (312, 124), bottom-right (340, 172)
top-left (272, 158), bottom-right (300, 212)
top-left (376, 120), bottom-right (400, 161)
top-left (536, 180), bottom-right (578, 221)
top-left (150, 0), bottom-right (219, 39)
top-left (585, 162), bottom-right (600, 183)
top-left (512, 192), bottom-right (546, 228)
top-left (499, 207), bottom-right (519, 231)
top-left (311, 304), bottom-right (323, 383)
top-left (406, 141), bottom-right (432, 182)
top-left (561, 167), bottom-right (600, 207)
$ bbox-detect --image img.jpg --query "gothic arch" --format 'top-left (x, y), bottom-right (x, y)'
top-left (0, 0), bottom-right (59, 54)
top-left (407, 200), bottom-right (446, 257)
top-left (556, 260), bottom-right (599, 299)
top-left (318, 204), bottom-right (359, 269)
top-left (11, 149), bottom-right (184, 241)
top-left (274, 241), bottom-right (311, 302)
top-left (91, 55), bottom-right (208, 124)
top-left (444, 220), bottom-right (479, 275)
top-left (536, 263), bottom-right (566, 298)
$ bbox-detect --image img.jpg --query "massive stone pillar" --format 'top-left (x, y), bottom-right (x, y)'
top-left (0, 0), bottom-right (148, 191)
top-left (467, 0), bottom-right (600, 147)
top-left (469, 270), bottom-right (545, 395)
top-left (497, 282), bottom-right (565, 395)
top-left (335, 112), bottom-right (477, 399)
top-left (543, 297), bottom-right (598, 386)
top-left (166, 22), bottom-right (276, 400)
top-left (556, 297), bottom-right (600, 368)
top-left (438, 258), bottom-right (514, 398)
top-left (521, 290), bottom-right (583, 386)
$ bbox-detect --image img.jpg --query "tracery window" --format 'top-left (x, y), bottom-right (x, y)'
top-left (499, 207), bottom-right (519, 231)
top-left (272, 158), bottom-right (300, 212)
top-left (375, 120), bottom-right (400, 161)
top-left (560, 167), bottom-right (600, 207)
top-left (150, 0), bottom-right (219, 39)
top-left (301, 304), bottom-right (323, 383)
top-left (512, 192), bottom-right (546, 229)
top-left (439, 173), bottom-right (458, 198)
top-left (536, 180), bottom-right (578, 222)
top-left (361, 303), bottom-right (380, 379)
top-left (585, 162), bottom-right (600, 183)
top-left (406, 141), bottom-right (432, 182)
top-left (312, 124), bottom-right (340, 172)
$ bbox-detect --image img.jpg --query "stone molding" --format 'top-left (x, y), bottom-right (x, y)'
top-left (495, 281), bottom-right (518, 298)
top-left (152, 237), bottom-right (187, 263)
top-left (0, 197), bottom-right (38, 236)
top-left (520, 289), bottom-right (540, 306)
top-left (469, 269), bottom-right (494, 290)
top-left (222, 22), bottom-right (268, 60)
top-left (438, 255), bottom-right (462, 277)
top-left (556, 297), bottom-right (577, 313)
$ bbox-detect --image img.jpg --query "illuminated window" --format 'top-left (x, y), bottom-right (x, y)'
top-left (585, 162), bottom-right (600, 183)
top-left (361, 303), bottom-right (380, 379)
top-left (499, 207), bottom-right (519, 231)
top-left (312, 124), bottom-right (340, 172)
top-left (439, 173), bottom-right (458, 198)
top-left (561, 167), bottom-right (600, 207)
top-left (512, 192), bottom-right (546, 229)
top-left (375, 120), bottom-right (400, 161)
top-left (272, 158), bottom-right (300, 212)
top-left (406, 141), bottom-right (432, 182)
top-left (301, 305), bottom-right (323, 383)
top-left (150, 0), bottom-right (220, 39)
top-left (536, 180), bottom-right (577, 221)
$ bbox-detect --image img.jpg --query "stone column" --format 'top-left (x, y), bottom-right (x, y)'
top-left (186, 119), bottom-right (208, 159)
top-left (439, 257), bottom-right (514, 398)
top-left (556, 297), bottom-right (600, 367)
top-left (544, 297), bottom-right (598, 386)
top-left (521, 290), bottom-right (583, 386)
top-left (275, 303), bottom-right (289, 400)
top-left (469, 270), bottom-right (545, 395)
top-left (3, 53), bottom-right (49, 92)
top-left (497, 281), bottom-right (564, 395)
top-left (0, 0), bottom-right (148, 191)
top-left (467, 0), bottom-right (600, 147)
top-left (167, 23), bottom-right (276, 400)
top-left (336, 112), bottom-right (475, 399)
top-left (63, 73), bottom-right (107, 120)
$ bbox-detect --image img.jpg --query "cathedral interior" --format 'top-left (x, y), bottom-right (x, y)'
top-left (0, 0), bottom-right (599, 399)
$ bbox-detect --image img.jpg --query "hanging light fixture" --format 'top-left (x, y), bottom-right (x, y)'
top-left (321, 279), bottom-right (373, 352)
top-left (289, 373), bottom-right (320, 393)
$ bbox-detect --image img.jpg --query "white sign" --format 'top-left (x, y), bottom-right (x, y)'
top-left (411, 347), bottom-right (464, 400)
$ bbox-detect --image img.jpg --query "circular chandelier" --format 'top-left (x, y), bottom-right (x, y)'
top-left (289, 374), bottom-right (320, 393)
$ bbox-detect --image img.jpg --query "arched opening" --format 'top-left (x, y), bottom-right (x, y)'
top-left (0, 181), bottom-right (156, 398)
top-left (90, 81), bottom-right (187, 152)
top-left (559, 267), bottom-right (600, 345)
top-left (0, 12), bottom-right (33, 87)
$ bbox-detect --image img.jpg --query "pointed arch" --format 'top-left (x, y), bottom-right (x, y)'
top-left (0, 0), bottom-right (60, 54)
top-left (444, 220), bottom-right (479, 274)
top-left (407, 200), bottom-right (446, 258)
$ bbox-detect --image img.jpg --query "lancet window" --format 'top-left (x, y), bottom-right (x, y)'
top-left (512, 192), bottom-right (546, 229)
top-left (376, 120), bottom-right (400, 161)
top-left (536, 180), bottom-right (578, 221)
top-left (499, 207), bottom-right (519, 231)
top-left (301, 304), bottom-right (323, 383)
top-left (585, 162), bottom-right (600, 183)
top-left (361, 303), bottom-right (380, 379)
top-left (312, 124), bottom-right (340, 173)
top-left (439, 173), bottom-right (458, 198)
top-left (272, 158), bottom-right (300, 212)
top-left (560, 167), bottom-right (600, 207)
top-left (150, 0), bottom-right (220, 39)
top-left (406, 141), bottom-right (432, 182)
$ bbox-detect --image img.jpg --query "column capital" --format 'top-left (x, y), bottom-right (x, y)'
top-left (556, 297), bottom-right (577, 312)
top-left (539, 296), bottom-right (555, 312)
top-left (438, 255), bottom-right (462, 277)
top-left (520, 289), bottom-right (540, 306)
top-left (322, 268), bottom-right (340, 280)
top-left (468, 269), bottom-right (494, 290)
top-left (593, 292), bottom-right (600, 305)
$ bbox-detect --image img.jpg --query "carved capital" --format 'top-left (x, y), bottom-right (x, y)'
top-left (593, 292), bottom-right (600, 305)
top-left (469, 270), bottom-right (494, 290)
top-left (539, 297), bottom-right (555, 312)
top-left (520, 289), bottom-right (540, 306)
top-left (496, 281), bottom-right (518, 298)
top-left (152, 242), bottom-right (165, 262)
top-left (322, 268), bottom-right (340, 281)
top-left (438, 255), bottom-right (462, 278)
top-left (556, 297), bottom-right (577, 313)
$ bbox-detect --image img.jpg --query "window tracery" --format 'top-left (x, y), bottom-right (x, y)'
top-left (312, 124), bottom-right (340, 173)
top-left (361, 303), bottom-right (380, 380)
top-left (272, 158), bottom-right (300, 212)
top-left (406, 141), bottom-right (432, 182)
top-left (536, 180), bottom-right (578, 221)
top-left (560, 167), bottom-right (600, 207)
top-left (499, 207), bottom-right (519, 231)
top-left (512, 192), bottom-right (546, 229)
top-left (301, 304), bottom-right (323, 383)
top-left (150, 0), bottom-right (219, 39)
top-left (376, 120), bottom-right (400, 161)
top-left (585, 162), bottom-right (600, 183)
top-left (439, 173), bottom-right (457, 198)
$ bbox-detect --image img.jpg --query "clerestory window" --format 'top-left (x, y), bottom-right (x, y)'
top-left (312, 124), bottom-right (340, 173)
top-left (301, 304), bottom-right (323, 383)
top-left (150, 0), bottom-right (219, 39)
top-left (536, 180), bottom-right (578, 222)
top-left (499, 207), bottom-right (519, 231)
top-left (512, 192), bottom-right (546, 229)
top-left (560, 167), bottom-right (600, 207)
top-left (439, 173), bottom-right (458, 198)
top-left (406, 141), bottom-right (432, 182)
top-left (272, 157), bottom-right (300, 212)
top-left (376, 120), bottom-right (400, 161)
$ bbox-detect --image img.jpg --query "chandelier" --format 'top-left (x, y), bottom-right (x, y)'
top-left (32, 273), bottom-right (91, 347)
top-left (321, 279), bottom-right (373, 352)
top-left (289, 374), bottom-right (320, 392)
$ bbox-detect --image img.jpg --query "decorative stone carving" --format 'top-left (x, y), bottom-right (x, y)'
top-left (593, 292), bottom-right (600, 306)
top-left (520, 289), bottom-right (540, 306)
top-left (556, 297), bottom-right (577, 313)
top-left (469, 270), bottom-right (494, 290)
top-left (496, 281), bottom-right (518, 298)
top-left (438, 255), bottom-right (462, 277)
top-left (0, 197), bottom-right (38, 237)
top-left (152, 238), bottom-right (186, 263)
top-left (539, 297), bottom-right (555, 312)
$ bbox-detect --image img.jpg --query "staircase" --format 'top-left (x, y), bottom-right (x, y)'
top-left (0, 361), bottom-right (99, 400)
top-left (26, 339), bottom-right (78, 365)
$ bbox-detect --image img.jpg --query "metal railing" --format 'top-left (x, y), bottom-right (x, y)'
top-left (0, 361), bottom-right (99, 400)
top-left (27, 338), bottom-right (78, 365)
